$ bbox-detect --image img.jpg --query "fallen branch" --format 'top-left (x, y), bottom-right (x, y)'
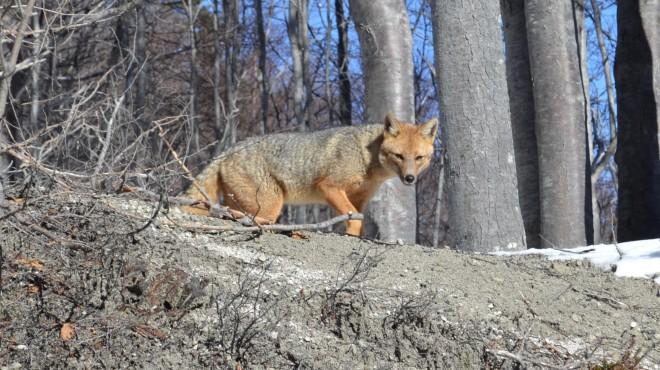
top-left (169, 212), bottom-right (364, 234)
top-left (572, 287), bottom-right (628, 309)
top-left (101, 190), bottom-right (363, 234)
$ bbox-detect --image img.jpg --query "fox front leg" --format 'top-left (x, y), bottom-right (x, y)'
top-left (316, 182), bottom-right (362, 236)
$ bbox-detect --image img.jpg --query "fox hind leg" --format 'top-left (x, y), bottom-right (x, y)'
top-left (221, 174), bottom-right (284, 224)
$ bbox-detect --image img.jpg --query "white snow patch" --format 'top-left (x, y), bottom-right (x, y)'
top-left (494, 239), bottom-right (660, 284)
top-left (505, 242), bottom-right (518, 250)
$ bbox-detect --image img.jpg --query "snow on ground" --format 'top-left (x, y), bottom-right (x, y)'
top-left (494, 239), bottom-right (660, 284)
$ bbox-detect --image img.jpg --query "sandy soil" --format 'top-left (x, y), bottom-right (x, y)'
top-left (1, 192), bottom-right (658, 369)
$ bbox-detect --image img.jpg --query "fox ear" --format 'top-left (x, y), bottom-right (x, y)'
top-left (384, 113), bottom-right (402, 137)
top-left (419, 118), bottom-right (438, 139)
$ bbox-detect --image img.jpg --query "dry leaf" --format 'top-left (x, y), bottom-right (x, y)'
top-left (7, 197), bottom-right (25, 205)
top-left (120, 185), bottom-right (135, 193)
top-left (16, 258), bottom-right (44, 271)
top-left (290, 231), bottom-right (308, 240)
top-left (60, 323), bottom-right (76, 341)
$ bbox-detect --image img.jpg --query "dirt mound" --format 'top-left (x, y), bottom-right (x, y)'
top-left (1, 191), bottom-right (658, 369)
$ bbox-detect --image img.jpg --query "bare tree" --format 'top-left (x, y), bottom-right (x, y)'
top-left (287, 0), bottom-right (311, 224)
top-left (615, 0), bottom-right (660, 241)
top-left (525, 0), bottom-right (588, 248)
top-left (335, 0), bottom-right (351, 126)
top-left (349, 0), bottom-right (417, 243)
top-left (500, 0), bottom-right (540, 248)
top-left (255, 0), bottom-right (269, 135)
top-left (29, 7), bottom-right (44, 132)
top-left (0, 0), bottom-right (36, 193)
top-left (134, 3), bottom-right (147, 128)
top-left (431, 0), bottom-right (526, 251)
top-left (221, 0), bottom-right (241, 148)
top-left (183, 0), bottom-right (201, 151)
top-left (287, 0), bottom-right (311, 134)
top-left (323, 0), bottom-right (333, 124)
top-left (588, 0), bottom-right (618, 244)
top-left (575, 0), bottom-right (593, 246)
top-left (212, 0), bottom-right (224, 154)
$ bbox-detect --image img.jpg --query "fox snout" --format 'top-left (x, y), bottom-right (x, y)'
top-left (403, 174), bottom-right (416, 185)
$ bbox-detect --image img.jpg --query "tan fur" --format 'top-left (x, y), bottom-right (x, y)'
top-left (182, 113), bottom-right (438, 236)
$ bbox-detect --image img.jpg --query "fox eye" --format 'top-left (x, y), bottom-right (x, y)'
top-left (393, 153), bottom-right (404, 160)
top-left (415, 155), bottom-right (424, 161)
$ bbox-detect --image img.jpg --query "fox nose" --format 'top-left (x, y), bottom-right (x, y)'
top-left (403, 175), bottom-right (416, 184)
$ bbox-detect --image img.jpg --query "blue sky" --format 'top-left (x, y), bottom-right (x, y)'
top-left (218, 0), bottom-right (617, 137)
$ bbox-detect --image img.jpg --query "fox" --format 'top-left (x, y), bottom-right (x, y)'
top-left (182, 113), bottom-right (438, 236)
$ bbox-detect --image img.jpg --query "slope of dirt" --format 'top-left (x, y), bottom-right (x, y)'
top-left (1, 191), bottom-right (658, 369)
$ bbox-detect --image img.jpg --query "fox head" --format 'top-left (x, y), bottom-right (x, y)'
top-left (378, 113), bottom-right (438, 186)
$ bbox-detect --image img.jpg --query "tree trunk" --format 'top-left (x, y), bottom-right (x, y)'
top-left (221, 0), bottom-right (240, 147)
top-left (0, 0), bottom-right (36, 192)
top-left (287, 0), bottom-right (310, 224)
top-left (431, 0), bottom-right (526, 252)
top-left (256, 0), bottom-right (269, 135)
top-left (431, 157), bottom-right (445, 248)
top-left (335, 0), bottom-right (351, 126)
top-left (615, 0), bottom-right (660, 241)
top-left (324, 0), bottom-right (333, 124)
top-left (349, 0), bottom-right (417, 243)
top-left (184, 0), bottom-right (199, 150)
top-left (499, 0), bottom-right (540, 248)
top-left (287, 0), bottom-right (310, 134)
top-left (589, 0), bottom-right (618, 244)
top-left (29, 10), bottom-right (42, 132)
top-left (575, 1), bottom-right (593, 246)
top-left (212, 0), bottom-right (223, 156)
top-left (134, 2), bottom-right (147, 127)
top-left (525, 0), bottom-right (588, 248)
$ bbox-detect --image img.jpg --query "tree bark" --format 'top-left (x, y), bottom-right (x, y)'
top-left (287, 0), bottom-right (310, 224)
top-left (256, 0), bottom-right (269, 135)
top-left (500, 0), bottom-right (540, 248)
top-left (335, 0), bottom-right (351, 126)
top-left (615, 0), bottom-right (660, 241)
top-left (287, 0), bottom-right (310, 134)
top-left (221, 0), bottom-right (240, 147)
top-left (0, 0), bottom-right (36, 192)
top-left (184, 0), bottom-right (199, 150)
top-left (29, 10), bottom-right (42, 132)
top-left (212, 0), bottom-right (223, 155)
top-left (431, 157), bottom-right (445, 248)
top-left (431, 0), bottom-right (526, 252)
top-left (575, 1), bottom-right (593, 246)
top-left (324, 0), bottom-right (333, 125)
top-left (589, 0), bottom-right (618, 244)
top-left (349, 0), bottom-right (417, 243)
top-left (134, 2), bottom-right (147, 127)
top-left (525, 0), bottom-right (588, 248)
